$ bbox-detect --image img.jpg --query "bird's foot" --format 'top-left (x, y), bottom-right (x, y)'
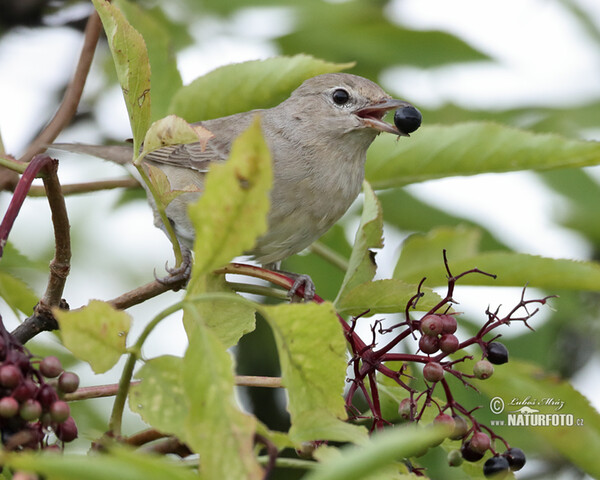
top-left (155, 250), bottom-right (192, 291)
top-left (286, 273), bottom-right (316, 302)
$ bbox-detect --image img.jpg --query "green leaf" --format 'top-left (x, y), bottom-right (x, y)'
top-left (129, 355), bottom-right (187, 437)
top-left (0, 271), bottom-right (38, 315)
top-left (93, 0), bottom-right (151, 153)
top-left (169, 55), bottom-right (354, 122)
top-left (304, 425), bottom-right (449, 480)
top-left (366, 122), bottom-right (600, 189)
top-left (259, 302), bottom-right (368, 444)
top-left (4, 446), bottom-right (198, 480)
top-left (54, 300), bottom-right (130, 374)
top-left (394, 225), bottom-right (600, 291)
top-left (113, 0), bottom-right (183, 121)
top-left (183, 274), bottom-right (256, 348)
top-left (188, 116), bottom-right (272, 280)
top-left (463, 359), bottom-right (600, 479)
top-left (182, 314), bottom-right (263, 479)
top-left (336, 279), bottom-right (444, 316)
top-left (335, 181), bottom-right (383, 305)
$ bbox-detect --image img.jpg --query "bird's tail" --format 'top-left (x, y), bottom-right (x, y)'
top-left (49, 143), bottom-right (133, 165)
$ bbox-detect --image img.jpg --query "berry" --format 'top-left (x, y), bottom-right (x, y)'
top-left (37, 384), bottom-right (58, 408)
top-left (450, 415), bottom-right (469, 440)
top-left (39, 356), bottom-right (63, 378)
top-left (461, 440), bottom-right (484, 462)
top-left (483, 456), bottom-right (510, 478)
top-left (12, 379), bottom-right (37, 402)
top-left (440, 334), bottom-right (460, 354)
top-left (5, 350), bottom-right (30, 372)
top-left (474, 360), bottom-right (494, 379)
top-left (503, 447), bottom-right (526, 471)
top-left (470, 431), bottom-right (491, 453)
top-left (487, 342), bottom-right (509, 365)
top-left (420, 315), bottom-right (443, 336)
top-left (56, 416), bottom-right (77, 442)
top-left (0, 397), bottom-right (19, 418)
top-left (58, 372), bottom-right (80, 394)
top-left (434, 413), bottom-right (455, 433)
top-left (448, 449), bottom-right (463, 467)
top-left (0, 364), bottom-right (21, 388)
top-left (394, 105), bottom-right (422, 135)
top-left (419, 335), bottom-right (440, 354)
top-left (20, 399), bottom-right (42, 421)
top-left (398, 398), bottom-right (415, 420)
top-left (49, 400), bottom-right (70, 423)
top-left (440, 314), bottom-right (458, 334)
top-left (423, 362), bottom-right (444, 382)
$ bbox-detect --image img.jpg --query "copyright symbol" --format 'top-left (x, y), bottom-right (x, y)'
top-left (490, 397), bottom-right (504, 414)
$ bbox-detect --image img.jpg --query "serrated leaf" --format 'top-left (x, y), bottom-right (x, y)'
top-left (113, 0), bottom-right (182, 121)
top-left (169, 55), bottom-right (354, 122)
top-left (187, 116), bottom-right (272, 280)
top-left (183, 274), bottom-right (256, 348)
top-left (93, 0), bottom-right (151, 153)
top-left (129, 355), bottom-right (187, 437)
top-left (182, 315), bottom-right (262, 479)
top-left (4, 446), bottom-right (198, 480)
top-left (461, 359), bottom-right (600, 479)
top-left (336, 279), bottom-right (444, 316)
top-left (54, 300), bottom-right (130, 374)
top-left (304, 425), bottom-right (448, 480)
top-left (0, 270), bottom-right (38, 315)
top-left (259, 302), bottom-right (367, 444)
top-left (335, 181), bottom-right (383, 304)
top-left (366, 122), bottom-right (600, 189)
top-left (394, 225), bottom-right (600, 291)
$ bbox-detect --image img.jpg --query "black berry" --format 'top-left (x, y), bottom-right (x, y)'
top-left (487, 342), bottom-right (509, 365)
top-left (503, 447), bottom-right (526, 471)
top-left (394, 105), bottom-right (422, 134)
top-left (461, 440), bottom-right (485, 462)
top-left (483, 456), bottom-right (510, 478)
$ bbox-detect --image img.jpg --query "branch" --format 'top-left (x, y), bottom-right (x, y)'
top-left (18, 12), bottom-right (102, 163)
top-left (27, 178), bottom-right (140, 197)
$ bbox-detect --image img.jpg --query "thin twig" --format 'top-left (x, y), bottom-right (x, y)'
top-left (27, 178), bottom-right (140, 197)
top-left (19, 12), bottom-right (102, 163)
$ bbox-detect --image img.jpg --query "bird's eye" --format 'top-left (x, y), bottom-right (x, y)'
top-left (332, 88), bottom-right (350, 105)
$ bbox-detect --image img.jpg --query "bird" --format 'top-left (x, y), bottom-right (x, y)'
top-left (51, 73), bottom-right (421, 298)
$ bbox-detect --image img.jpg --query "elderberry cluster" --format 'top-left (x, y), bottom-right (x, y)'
top-left (0, 317), bottom-right (79, 451)
top-left (343, 254), bottom-right (551, 479)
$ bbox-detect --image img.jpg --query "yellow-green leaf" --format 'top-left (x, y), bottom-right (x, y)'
top-left (0, 270), bottom-right (38, 315)
top-left (54, 300), bottom-right (130, 374)
top-left (259, 302), bottom-right (367, 444)
top-left (93, 0), bottom-right (151, 153)
top-left (188, 116), bottom-right (272, 280)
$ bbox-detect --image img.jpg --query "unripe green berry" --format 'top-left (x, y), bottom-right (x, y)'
top-left (448, 449), bottom-right (464, 467)
top-left (474, 360), bottom-right (494, 379)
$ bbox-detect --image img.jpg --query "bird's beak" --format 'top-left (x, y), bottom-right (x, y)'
top-left (355, 98), bottom-right (414, 136)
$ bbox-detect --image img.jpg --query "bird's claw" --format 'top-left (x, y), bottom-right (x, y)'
top-left (287, 274), bottom-right (316, 302)
top-left (154, 255), bottom-right (192, 291)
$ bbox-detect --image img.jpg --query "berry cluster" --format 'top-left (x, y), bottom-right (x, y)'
top-left (342, 252), bottom-right (552, 478)
top-left (0, 316), bottom-right (79, 451)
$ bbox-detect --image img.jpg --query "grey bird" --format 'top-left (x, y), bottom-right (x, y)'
top-left (51, 73), bottom-right (421, 298)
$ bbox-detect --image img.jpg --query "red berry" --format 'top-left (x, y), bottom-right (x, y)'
top-left (58, 372), bottom-right (80, 394)
top-left (0, 364), bottom-right (22, 388)
top-left (419, 335), bottom-right (440, 354)
top-left (0, 396), bottom-right (19, 418)
top-left (440, 314), bottom-right (458, 333)
top-left (474, 360), bottom-right (494, 379)
top-left (423, 362), bottom-right (444, 382)
top-left (40, 356), bottom-right (63, 378)
top-left (50, 400), bottom-right (70, 423)
top-left (37, 384), bottom-right (58, 408)
top-left (420, 315), bottom-right (443, 336)
top-left (470, 431), bottom-right (491, 453)
top-left (440, 334), bottom-right (460, 354)
top-left (20, 399), bottom-right (42, 421)
top-left (12, 379), bottom-right (37, 402)
top-left (56, 416), bottom-right (78, 442)
top-left (434, 413), bottom-right (455, 432)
